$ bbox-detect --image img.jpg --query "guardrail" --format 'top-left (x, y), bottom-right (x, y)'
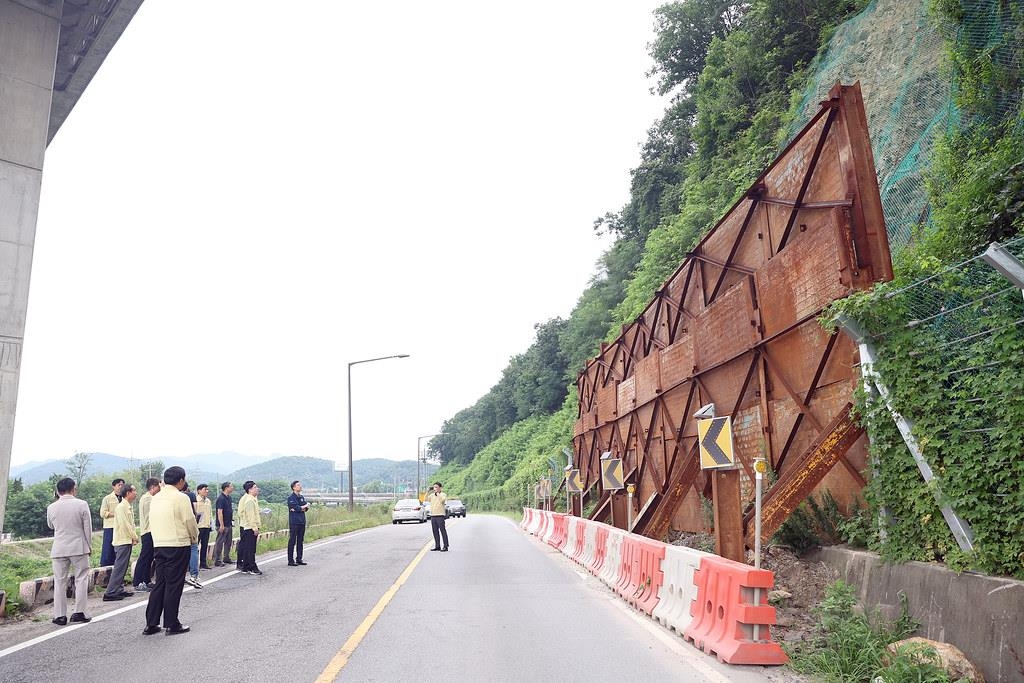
top-left (520, 507), bottom-right (786, 666)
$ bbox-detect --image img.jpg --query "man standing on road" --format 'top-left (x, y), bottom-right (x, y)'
top-left (103, 484), bottom-right (139, 601)
top-left (144, 466), bottom-right (199, 636)
top-left (99, 478), bottom-right (124, 566)
top-left (426, 482), bottom-right (449, 552)
top-left (286, 480), bottom-right (309, 566)
top-left (195, 484), bottom-right (213, 570)
top-left (237, 480), bottom-right (262, 575)
top-left (47, 477), bottom-right (93, 625)
top-left (214, 481), bottom-right (234, 567)
top-left (132, 477), bottom-right (160, 592)
top-left (182, 483), bottom-right (202, 589)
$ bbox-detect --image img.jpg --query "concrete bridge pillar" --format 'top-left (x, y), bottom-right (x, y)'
top-left (0, 0), bottom-right (63, 532)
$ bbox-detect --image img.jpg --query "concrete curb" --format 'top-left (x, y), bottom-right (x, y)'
top-left (6, 521), bottom-right (348, 615)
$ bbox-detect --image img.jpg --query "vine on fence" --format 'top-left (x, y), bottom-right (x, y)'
top-left (825, 243), bottom-right (1024, 578)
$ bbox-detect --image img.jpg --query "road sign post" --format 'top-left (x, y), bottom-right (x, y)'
top-left (695, 406), bottom-right (744, 562)
top-left (626, 483), bottom-right (635, 530)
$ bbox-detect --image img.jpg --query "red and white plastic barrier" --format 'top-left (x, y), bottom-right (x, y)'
top-left (519, 507), bottom-right (787, 667)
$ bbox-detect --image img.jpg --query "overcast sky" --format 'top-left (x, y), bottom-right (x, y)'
top-left (11, 1), bottom-right (668, 468)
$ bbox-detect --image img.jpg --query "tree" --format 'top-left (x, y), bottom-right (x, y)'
top-left (8, 477), bottom-right (23, 495)
top-left (65, 452), bottom-right (92, 484)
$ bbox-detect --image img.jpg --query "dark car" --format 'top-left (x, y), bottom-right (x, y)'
top-left (445, 499), bottom-right (466, 518)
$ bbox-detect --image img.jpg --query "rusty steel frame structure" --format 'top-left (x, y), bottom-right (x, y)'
top-left (572, 83), bottom-right (893, 549)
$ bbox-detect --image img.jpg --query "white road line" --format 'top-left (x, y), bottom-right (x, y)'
top-left (0, 528), bottom-right (376, 660)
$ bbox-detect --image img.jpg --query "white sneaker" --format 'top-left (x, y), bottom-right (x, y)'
top-left (185, 575), bottom-right (203, 589)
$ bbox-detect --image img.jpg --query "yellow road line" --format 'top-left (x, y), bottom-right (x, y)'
top-left (315, 540), bottom-right (432, 682)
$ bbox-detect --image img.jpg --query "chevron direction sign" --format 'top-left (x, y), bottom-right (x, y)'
top-left (601, 458), bottom-right (624, 490)
top-left (698, 416), bottom-right (736, 470)
top-left (565, 469), bottom-right (582, 493)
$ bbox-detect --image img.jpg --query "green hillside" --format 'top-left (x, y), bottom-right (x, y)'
top-left (228, 456), bottom-right (437, 491)
top-left (431, 0), bottom-right (1024, 579)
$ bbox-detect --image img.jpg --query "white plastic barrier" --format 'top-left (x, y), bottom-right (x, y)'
top-left (540, 511), bottom-right (558, 545)
top-left (580, 519), bottom-right (599, 569)
top-left (598, 528), bottom-right (625, 589)
top-left (564, 516), bottom-right (581, 560)
top-left (651, 544), bottom-right (713, 635)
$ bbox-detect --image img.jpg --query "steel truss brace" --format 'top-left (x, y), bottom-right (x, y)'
top-left (837, 315), bottom-right (975, 553)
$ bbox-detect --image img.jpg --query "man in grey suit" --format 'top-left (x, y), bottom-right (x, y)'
top-left (46, 477), bottom-right (93, 625)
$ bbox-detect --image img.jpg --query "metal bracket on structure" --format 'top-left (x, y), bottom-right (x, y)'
top-left (837, 314), bottom-right (976, 554)
top-left (982, 241), bottom-right (1024, 298)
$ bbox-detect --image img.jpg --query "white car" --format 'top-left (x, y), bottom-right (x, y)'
top-left (392, 499), bottom-right (427, 524)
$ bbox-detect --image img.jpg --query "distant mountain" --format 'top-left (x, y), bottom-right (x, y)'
top-left (175, 451), bottom-right (273, 474)
top-left (9, 451), bottom-right (275, 486)
top-left (7, 452), bottom-right (437, 490)
top-left (226, 456), bottom-right (438, 490)
top-left (12, 452), bottom-right (129, 486)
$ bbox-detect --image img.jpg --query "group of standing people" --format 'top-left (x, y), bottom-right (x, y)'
top-left (46, 469), bottom-right (312, 635)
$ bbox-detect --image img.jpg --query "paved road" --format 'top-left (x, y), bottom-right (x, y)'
top-left (0, 515), bottom-right (799, 682)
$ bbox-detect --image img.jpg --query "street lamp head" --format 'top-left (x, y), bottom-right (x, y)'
top-left (396, 354), bottom-right (410, 358)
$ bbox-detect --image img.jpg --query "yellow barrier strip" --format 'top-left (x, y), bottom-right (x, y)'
top-left (314, 540), bottom-right (432, 682)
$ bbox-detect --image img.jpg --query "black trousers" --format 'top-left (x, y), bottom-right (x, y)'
top-left (288, 523), bottom-right (305, 562)
top-left (145, 546), bottom-right (190, 629)
top-left (100, 527), bottom-right (115, 566)
top-left (431, 516), bottom-right (449, 549)
top-left (198, 528), bottom-right (211, 567)
top-left (239, 528), bottom-right (259, 571)
top-left (132, 532), bottom-right (154, 586)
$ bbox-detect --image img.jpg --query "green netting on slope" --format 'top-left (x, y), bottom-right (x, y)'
top-left (789, 0), bottom-right (953, 252)
top-left (788, 0), bottom-right (1022, 253)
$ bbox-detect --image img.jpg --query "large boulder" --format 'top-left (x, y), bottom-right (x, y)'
top-left (886, 637), bottom-right (984, 682)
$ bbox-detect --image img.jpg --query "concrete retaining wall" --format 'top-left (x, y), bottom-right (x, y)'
top-left (810, 546), bottom-right (1024, 683)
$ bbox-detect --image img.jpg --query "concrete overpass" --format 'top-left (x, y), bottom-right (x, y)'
top-left (0, 0), bottom-right (145, 532)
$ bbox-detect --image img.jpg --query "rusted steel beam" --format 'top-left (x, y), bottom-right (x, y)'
top-left (709, 196), bottom-right (763, 302)
top-left (635, 442), bottom-right (701, 538)
top-left (743, 404), bottom-right (864, 548)
top-left (758, 196), bottom-right (853, 209)
top-left (574, 84), bottom-right (890, 540)
top-left (760, 348), bottom-right (825, 431)
top-left (777, 104), bottom-right (839, 252)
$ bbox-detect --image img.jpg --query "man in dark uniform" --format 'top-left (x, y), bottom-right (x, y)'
top-left (286, 480), bottom-right (309, 566)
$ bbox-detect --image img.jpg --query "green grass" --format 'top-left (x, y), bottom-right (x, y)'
top-left (786, 581), bottom-right (950, 682)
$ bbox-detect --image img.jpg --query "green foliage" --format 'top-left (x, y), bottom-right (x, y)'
top-left (609, 0), bottom-right (867, 327)
top-left (435, 399), bottom-right (577, 511)
top-left (788, 581), bottom-right (934, 682)
top-left (433, 318), bottom-right (571, 466)
top-left (774, 491), bottom-right (855, 555)
top-left (825, 252), bottom-right (1024, 577)
top-left (925, 125), bottom-right (1024, 260)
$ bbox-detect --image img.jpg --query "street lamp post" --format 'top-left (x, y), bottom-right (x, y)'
top-left (417, 433), bottom-right (441, 500)
top-left (347, 354), bottom-right (410, 511)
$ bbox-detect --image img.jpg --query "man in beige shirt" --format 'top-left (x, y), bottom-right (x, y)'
top-left (99, 478), bottom-right (124, 566)
top-left (132, 477), bottom-right (161, 592)
top-left (195, 483), bottom-right (213, 570)
top-left (144, 466), bottom-right (199, 636)
top-left (104, 484), bottom-right (139, 601)
top-left (237, 480), bottom-right (262, 575)
top-left (426, 482), bottom-right (449, 552)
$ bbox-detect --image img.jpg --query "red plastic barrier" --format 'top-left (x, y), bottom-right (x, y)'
top-left (521, 507), bottom-right (531, 530)
top-left (626, 537), bottom-right (666, 616)
top-left (570, 519), bottom-right (586, 563)
top-left (588, 525), bottom-right (609, 576)
top-left (683, 556), bottom-right (788, 665)
top-left (547, 513), bottom-right (568, 549)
